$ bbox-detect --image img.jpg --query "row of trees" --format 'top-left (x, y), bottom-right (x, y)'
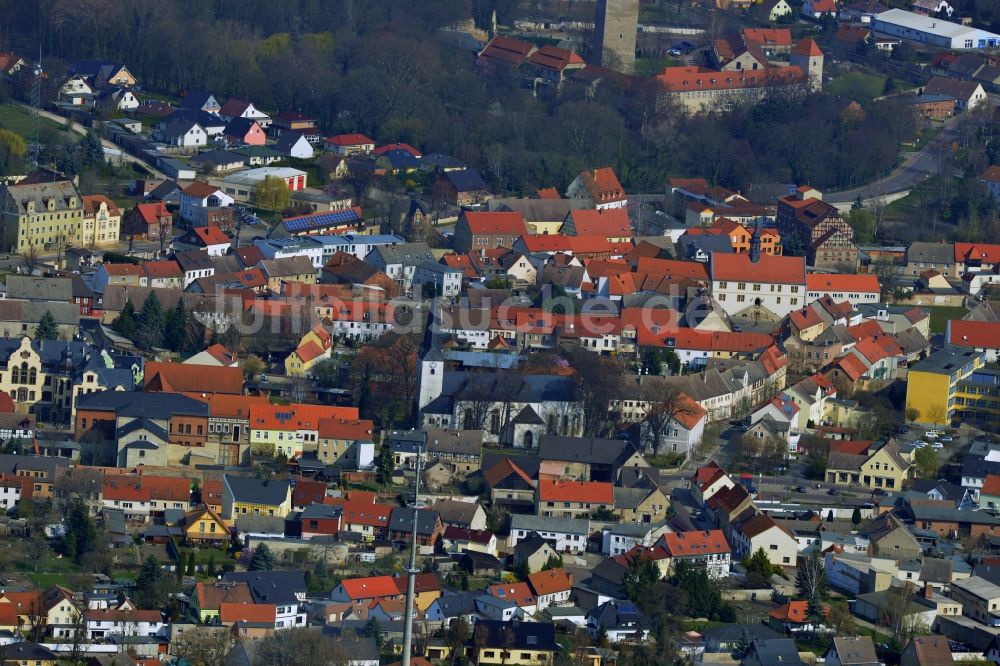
top-left (113, 292), bottom-right (203, 352)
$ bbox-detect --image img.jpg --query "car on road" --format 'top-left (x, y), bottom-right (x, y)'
top-left (795, 486), bottom-right (807, 493)
top-left (940, 435), bottom-right (953, 442)
top-left (932, 442), bottom-right (944, 449)
top-left (827, 488), bottom-right (838, 496)
top-left (667, 48), bottom-right (682, 56)
top-left (913, 440), bottom-right (926, 448)
top-left (872, 488), bottom-right (888, 496)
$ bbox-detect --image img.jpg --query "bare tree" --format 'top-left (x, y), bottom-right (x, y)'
top-left (20, 245), bottom-right (40, 275)
top-left (252, 627), bottom-right (352, 666)
top-left (173, 626), bottom-right (233, 666)
top-left (638, 379), bottom-right (698, 457)
top-left (877, 583), bottom-right (928, 652)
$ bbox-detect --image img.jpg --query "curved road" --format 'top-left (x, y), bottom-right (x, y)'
top-left (822, 115), bottom-right (961, 204)
top-left (17, 102), bottom-right (166, 179)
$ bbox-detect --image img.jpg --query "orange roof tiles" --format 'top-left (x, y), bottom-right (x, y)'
top-left (791, 38), bottom-right (823, 56)
top-left (185, 393), bottom-right (270, 419)
top-left (480, 35), bottom-right (536, 66)
top-left (578, 167), bottom-right (625, 204)
top-left (103, 263), bottom-right (145, 277)
top-left (488, 582), bottom-right (537, 607)
top-left (567, 208), bottom-right (631, 237)
top-left (835, 354), bottom-right (868, 382)
top-left (143, 259), bottom-right (183, 279)
top-left (955, 242), bottom-right (1000, 265)
top-left (325, 133), bottom-right (374, 147)
top-left (710, 252), bottom-right (805, 284)
top-left (340, 501), bottom-right (392, 527)
top-left (982, 474), bottom-right (1000, 497)
top-left (537, 479), bottom-right (613, 504)
top-left (742, 28), bottom-right (793, 47)
top-left (144, 361), bottom-right (245, 395)
top-left (806, 273), bottom-right (880, 293)
top-left (674, 394), bottom-right (708, 430)
top-left (339, 575), bottom-right (402, 601)
top-left (182, 182), bottom-right (223, 198)
top-left (463, 211), bottom-right (528, 235)
top-left (790, 306), bottom-right (824, 331)
top-left (82, 195), bottom-right (119, 217)
top-left (527, 568), bottom-right (573, 596)
top-left (769, 599), bottom-right (827, 622)
top-left (219, 602), bottom-right (276, 625)
top-left (536, 187), bottom-right (560, 199)
top-left (293, 340), bottom-right (326, 364)
top-left (636, 257), bottom-right (710, 281)
top-left (656, 65), bottom-right (805, 94)
top-left (249, 403), bottom-right (360, 432)
top-left (949, 320), bottom-right (1000, 349)
top-left (102, 475), bottom-right (191, 503)
top-left (193, 225), bottom-right (231, 246)
top-left (526, 45), bottom-right (584, 71)
top-left (829, 440), bottom-right (873, 456)
top-left (661, 529), bottom-right (731, 556)
top-left (484, 458), bottom-right (534, 488)
top-left (318, 417), bottom-right (374, 440)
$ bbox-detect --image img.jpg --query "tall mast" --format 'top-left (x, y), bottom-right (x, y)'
top-left (400, 441), bottom-right (422, 666)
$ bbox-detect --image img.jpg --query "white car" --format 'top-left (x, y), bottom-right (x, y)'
top-left (940, 435), bottom-right (953, 442)
top-left (912, 440), bottom-right (926, 448)
top-left (926, 430), bottom-right (945, 436)
top-left (924, 432), bottom-right (939, 440)
top-left (931, 442), bottom-right (944, 449)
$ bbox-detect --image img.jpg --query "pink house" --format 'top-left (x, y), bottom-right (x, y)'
top-left (224, 118), bottom-right (265, 146)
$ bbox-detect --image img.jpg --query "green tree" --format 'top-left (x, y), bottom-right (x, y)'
top-left (622, 555), bottom-right (661, 602)
top-left (81, 130), bottom-right (104, 168)
top-left (744, 547), bottom-right (773, 580)
top-left (0, 129), bottom-right (27, 158)
top-left (34, 310), bottom-right (59, 340)
top-left (256, 175), bottom-right (291, 212)
top-left (362, 616), bottom-right (384, 649)
top-left (63, 500), bottom-right (97, 564)
top-left (795, 550), bottom-right (829, 622)
top-left (445, 617), bottom-right (471, 666)
top-left (914, 446), bottom-right (940, 478)
top-left (113, 300), bottom-right (137, 338)
top-left (135, 556), bottom-right (173, 609)
top-left (249, 543), bottom-right (275, 571)
top-left (375, 443), bottom-right (394, 486)
top-left (730, 628), bottom-right (751, 661)
top-left (206, 552), bottom-right (216, 576)
top-left (185, 551), bottom-right (196, 576)
top-left (135, 291), bottom-right (165, 350)
top-left (163, 299), bottom-right (190, 352)
top-left (852, 507), bottom-right (862, 525)
top-left (845, 208), bottom-right (876, 244)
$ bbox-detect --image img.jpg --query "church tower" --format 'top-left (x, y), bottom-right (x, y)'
top-left (418, 308), bottom-right (446, 412)
top-left (593, 0), bottom-right (638, 74)
top-left (749, 219), bottom-right (762, 264)
top-left (790, 38), bottom-right (824, 93)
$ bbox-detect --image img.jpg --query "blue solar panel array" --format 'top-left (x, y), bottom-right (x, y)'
top-left (284, 209), bottom-right (360, 233)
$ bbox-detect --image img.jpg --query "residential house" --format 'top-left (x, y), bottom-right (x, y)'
top-left (527, 568), bottom-right (573, 610)
top-left (743, 639), bottom-right (806, 666)
top-left (730, 511), bottom-right (798, 567)
top-left (565, 167), bottom-right (627, 210)
top-left (948, 576), bottom-right (1000, 626)
top-left (157, 117), bottom-right (207, 147)
top-left (124, 202), bottom-right (172, 241)
top-left (826, 636), bottom-right (879, 666)
top-left (325, 134), bottom-right (375, 156)
top-left (923, 77), bottom-right (988, 112)
top-left (80, 196), bottom-right (121, 248)
top-left (221, 475), bottom-right (291, 521)
top-left (777, 187), bottom-right (857, 270)
top-left (536, 479), bottom-right (613, 519)
top-left (432, 168), bottom-right (491, 206)
top-left (660, 529), bottom-right (732, 578)
top-left (453, 211), bottom-right (528, 254)
top-left (469, 621), bottom-right (558, 666)
top-left (273, 132), bottom-right (313, 159)
top-left (863, 513), bottom-right (922, 561)
top-left (825, 439), bottom-right (911, 491)
top-left (85, 607), bottom-right (164, 639)
top-left (902, 636), bottom-right (956, 666)
top-left (508, 514), bottom-right (591, 554)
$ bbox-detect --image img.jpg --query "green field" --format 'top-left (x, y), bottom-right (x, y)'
top-left (0, 103), bottom-right (64, 138)
top-left (883, 177), bottom-right (941, 223)
top-left (826, 72), bottom-right (887, 104)
top-left (922, 305), bottom-right (969, 334)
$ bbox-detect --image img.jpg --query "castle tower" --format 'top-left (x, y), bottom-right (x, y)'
top-left (749, 219), bottom-right (762, 264)
top-left (593, 0), bottom-right (638, 74)
top-left (790, 38), bottom-right (824, 94)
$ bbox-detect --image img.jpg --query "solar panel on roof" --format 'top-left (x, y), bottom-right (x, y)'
top-left (283, 209), bottom-right (360, 232)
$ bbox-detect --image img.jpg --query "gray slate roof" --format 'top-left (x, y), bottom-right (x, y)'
top-left (223, 475), bottom-right (290, 506)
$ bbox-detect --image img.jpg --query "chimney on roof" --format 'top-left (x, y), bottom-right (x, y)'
top-left (922, 583), bottom-right (933, 599)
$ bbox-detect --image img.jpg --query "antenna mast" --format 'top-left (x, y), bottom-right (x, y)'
top-left (29, 45), bottom-right (43, 169)
top-left (400, 442), bottom-right (422, 666)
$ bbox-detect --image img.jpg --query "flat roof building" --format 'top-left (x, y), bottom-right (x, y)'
top-left (872, 9), bottom-right (1000, 49)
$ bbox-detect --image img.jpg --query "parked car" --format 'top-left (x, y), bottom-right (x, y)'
top-left (795, 486), bottom-right (807, 493)
top-left (667, 48), bottom-right (682, 56)
top-left (940, 435), bottom-right (953, 442)
top-left (932, 442), bottom-right (944, 449)
top-left (873, 488), bottom-right (888, 496)
top-left (913, 440), bottom-right (927, 448)
top-left (827, 488), bottom-right (838, 496)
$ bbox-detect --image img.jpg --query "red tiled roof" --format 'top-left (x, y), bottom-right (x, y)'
top-left (656, 65), bottom-right (805, 93)
top-left (132, 202), bottom-right (170, 225)
top-left (249, 403), bottom-right (360, 432)
top-left (710, 253), bottom-right (805, 284)
top-left (661, 529), bottom-right (731, 556)
top-left (949, 320), bottom-right (1000, 349)
top-left (806, 273), bottom-right (880, 293)
top-left (982, 474), bottom-right (1000, 496)
top-left (790, 306), bottom-right (824, 331)
top-left (955, 242), bottom-right (1000, 265)
top-left (193, 225), bottom-right (230, 246)
top-left (834, 353), bottom-right (869, 382)
top-left (981, 165), bottom-right (1000, 184)
top-left (566, 208), bottom-right (630, 237)
top-left (182, 182), bottom-right (223, 198)
top-left (742, 28), bottom-right (793, 47)
top-left (143, 260), bottom-right (183, 279)
top-left (847, 319), bottom-right (884, 341)
top-left (219, 98), bottom-right (253, 117)
top-left (791, 38), bottom-right (824, 56)
top-left (463, 211), bottom-right (527, 235)
top-left (293, 340), bottom-right (326, 364)
top-left (339, 575), bottom-right (401, 600)
top-left (536, 187), bottom-right (560, 199)
top-left (526, 45), bottom-right (584, 71)
top-left (325, 133), bottom-right (374, 147)
top-left (829, 440), bottom-right (872, 456)
top-left (373, 142), bottom-right (421, 157)
top-left (318, 417), bottom-right (374, 440)
top-left (479, 35), bottom-right (536, 66)
top-left (578, 167), bottom-right (625, 203)
top-left (769, 599), bottom-right (827, 622)
top-left (340, 501), bottom-right (392, 527)
top-left (86, 609), bottom-right (163, 623)
top-left (443, 525), bottom-right (495, 544)
top-left (537, 479), bottom-right (612, 504)
top-left (488, 582), bottom-right (536, 607)
top-left (484, 458), bottom-right (534, 488)
top-left (102, 475), bottom-right (191, 503)
top-left (103, 263), bottom-right (145, 277)
top-left (527, 568), bottom-right (573, 596)
top-left (635, 257), bottom-right (710, 281)
top-left (82, 195), bottom-right (120, 217)
top-left (144, 361), bottom-right (244, 394)
top-left (219, 602), bottom-right (276, 625)
top-left (674, 394), bottom-right (708, 430)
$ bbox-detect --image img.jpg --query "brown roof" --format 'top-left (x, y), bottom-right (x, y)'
top-left (483, 458), bottom-right (533, 488)
top-left (144, 361), bottom-right (244, 394)
top-left (906, 636), bottom-right (955, 665)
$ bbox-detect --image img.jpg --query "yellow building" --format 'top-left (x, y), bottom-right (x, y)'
top-left (826, 440), bottom-right (912, 491)
top-left (474, 621), bottom-right (557, 665)
top-left (221, 474), bottom-right (292, 521)
top-left (182, 505), bottom-right (231, 545)
top-left (905, 345), bottom-right (985, 426)
top-left (0, 180), bottom-right (84, 252)
top-left (283, 324), bottom-right (332, 378)
top-left (81, 195), bottom-right (121, 248)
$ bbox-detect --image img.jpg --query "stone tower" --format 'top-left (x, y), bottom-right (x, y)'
top-left (749, 219), bottom-right (762, 264)
top-left (790, 38), bottom-right (824, 94)
top-left (593, 0), bottom-right (638, 74)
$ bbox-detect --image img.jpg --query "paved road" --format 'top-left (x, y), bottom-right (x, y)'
top-left (825, 116), bottom-right (962, 204)
top-left (18, 102), bottom-right (166, 179)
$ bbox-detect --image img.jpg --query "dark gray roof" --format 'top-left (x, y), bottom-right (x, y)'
top-left (192, 149), bottom-right (245, 167)
top-left (677, 234), bottom-right (734, 259)
top-left (429, 589), bottom-right (478, 617)
top-left (224, 117), bottom-right (261, 136)
top-left (910, 504), bottom-right (1000, 525)
top-left (223, 570), bottom-right (306, 604)
top-left (907, 241), bottom-right (954, 264)
top-left (702, 623), bottom-right (782, 649)
top-left (388, 507), bottom-right (439, 536)
top-left (4, 642), bottom-right (58, 662)
top-left (422, 153), bottom-right (467, 170)
top-left (442, 168), bottom-right (488, 192)
top-left (173, 250), bottom-right (215, 272)
top-left (472, 620), bottom-right (557, 651)
top-left (116, 417), bottom-right (169, 442)
top-left (537, 435), bottom-right (640, 467)
top-left (274, 132), bottom-right (309, 153)
top-left (223, 475), bottom-right (290, 506)
top-left (5, 275), bottom-right (74, 301)
top-left (746, 639), bottom-right (806, 666)
top-left (300, 504), bottom-right (343, 520)
top-left (76, 390), bottom-right (208, 419)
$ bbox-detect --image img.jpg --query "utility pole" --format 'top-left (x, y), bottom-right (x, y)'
top-left (29, 45), bottom-right (43, 169)
top-left (400, 443), bottom-right (422, 666)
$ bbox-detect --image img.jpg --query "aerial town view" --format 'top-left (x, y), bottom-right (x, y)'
top-left (5, 0), bottom-right (1000, 665)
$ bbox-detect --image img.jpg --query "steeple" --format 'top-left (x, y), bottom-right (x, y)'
top-left (749, 219), bottom-right (762, 264)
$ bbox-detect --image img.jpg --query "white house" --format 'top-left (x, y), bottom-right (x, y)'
top-left (802, 0), bottom-right (837, 18)
top-left (602, 521), bottom-right (672, 556)
top-left (275, 132), bottom-right (314, 159)
top-left (508, 514), bottom-right (590, 554)
top-left (730, 512), bottom-right (798, 567)
top-left (85, 608), bottom-right (164, 639)
top-left (805, 274), bottom-right (880, 304)
top-left (179, 182), bottom-right (235, 224)
top-left (0, 477), bottom-right (21, 509)
top-left (412, 260), bottom-right (463, 297)
top-left (708, 253), bottom-right (807, 320)
top-left (157, 118), bottom-right (208, 148)
top-left (872, 8), bottom-right (1000, 50)
top-left (254, 238), bottom-right (325, 271)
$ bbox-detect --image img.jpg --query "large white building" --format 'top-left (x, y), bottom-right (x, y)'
top-left (708, 251), bottom-right (807, 320)
top-left (872, 9), bottom-right (1000, 49)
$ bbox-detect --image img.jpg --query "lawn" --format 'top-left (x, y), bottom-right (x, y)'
top-left (826, 72), bottom-right (887, 104)
top-left (883, 177), bottom-right (942, 223)
top-left (28, 572), bottom-right (71, 589)
top-left (634, 56), bottom-right (683, 78)
top-left (0, 103), bottom-right (63, 138)
top-left (922, 305), bottom-right (969, 334)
